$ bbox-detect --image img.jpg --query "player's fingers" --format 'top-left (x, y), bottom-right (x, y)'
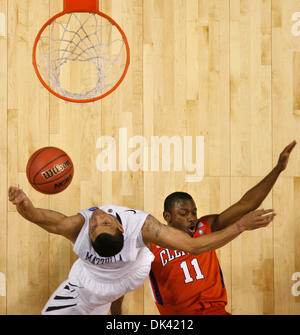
top-left (9, 186), bottom-right (20, 195)
top-left (10, 188), bottom-right (19, 196)
top-left (257, 213), bottom-right (276, 225)
top-left (12, 195), bottom-right (23, 205)
top-left (9, 188), bottom-right (23, 202)
top-left (260, 212), bottom-right (276, 219)
top-left (252, 209), bottom-right (265, 216)
top-left (261, 209), bottom-right (275, 215)
top-left (285, 140), bottom-right (297, 153)
top-left (8, 186), bottom-right (15, 196)
top-left (260, 216), bottom-right (275, 227)
top-left (253, 209), bottom-right (274, 216)
top-left (8, 188), bottom-right (16, 201)
top-left (255, 212), bottom-right (275, 221)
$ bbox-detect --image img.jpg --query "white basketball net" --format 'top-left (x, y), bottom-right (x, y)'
top-left (35, 13), bottom-right (128, 101)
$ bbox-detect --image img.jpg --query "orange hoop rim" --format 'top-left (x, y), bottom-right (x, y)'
top-left (32, 10), bottom-right (130, 104)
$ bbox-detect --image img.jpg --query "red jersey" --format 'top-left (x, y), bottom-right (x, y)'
top-left (150, 217), bottom-right (230, 315)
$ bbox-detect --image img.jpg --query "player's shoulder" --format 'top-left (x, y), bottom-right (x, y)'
top-left (197, 216), bottom-right (210, 227)
top-left (193, 216), bottom-right (212, 237)
top-left (150, 242), bottom-right (162, 254)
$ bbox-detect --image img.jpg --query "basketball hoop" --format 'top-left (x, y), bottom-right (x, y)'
top-left (33, 0), bottom-right (130, 103)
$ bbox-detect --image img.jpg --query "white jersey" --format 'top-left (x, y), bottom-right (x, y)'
top-left (71, 205), bottom-right (154, 286)
top-left (42, 205), bottom-right (155, 314)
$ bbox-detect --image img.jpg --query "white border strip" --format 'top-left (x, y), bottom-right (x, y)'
top-left (0, 272), bottom-right (6, 297)
top-left (0, 13), bottom-right (6, 37)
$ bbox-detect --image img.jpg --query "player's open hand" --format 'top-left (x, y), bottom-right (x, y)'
top-left (276, 140), bottom-right (297, 171)
top-left (238, 209), bottom-right (276, 232)
top-left (8, 186), bottom-right (30, 207)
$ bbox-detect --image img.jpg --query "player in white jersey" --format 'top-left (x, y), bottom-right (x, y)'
top-left (46, 205), bottom-right (154, 314)
top-left (9, 188), bottom-right (277, 315)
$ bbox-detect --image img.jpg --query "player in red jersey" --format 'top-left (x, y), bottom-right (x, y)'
top-left (150, 196), bottom-right (231, 315)
top-left (149, 141), bottom-right (296, 315)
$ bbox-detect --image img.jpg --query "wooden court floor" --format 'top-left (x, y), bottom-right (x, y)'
top-left (0, 0), bottom-right (300, 315)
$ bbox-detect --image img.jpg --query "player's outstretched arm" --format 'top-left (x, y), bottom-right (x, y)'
top-left (8, 186), bottom-right (84, 242)
top-left (207, 140), bottom-right (296, 232)
top-left (142, 209), bottom-right (276, 255)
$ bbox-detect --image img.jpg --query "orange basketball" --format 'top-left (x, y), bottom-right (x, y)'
top-left (26, 147), bottom-right (74, 194)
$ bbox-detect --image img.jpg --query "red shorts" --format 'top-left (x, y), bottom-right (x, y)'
top-left (157, 303), bottom-right (231, 315)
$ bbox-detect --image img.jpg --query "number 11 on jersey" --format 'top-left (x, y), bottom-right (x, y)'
top-left (180, 258), bottom-right (205, 283)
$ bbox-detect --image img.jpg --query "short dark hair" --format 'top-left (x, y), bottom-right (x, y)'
top-left (164, 192), bottom-right (193, 213)
top-left (92, 230), bottom-right (124, 257)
